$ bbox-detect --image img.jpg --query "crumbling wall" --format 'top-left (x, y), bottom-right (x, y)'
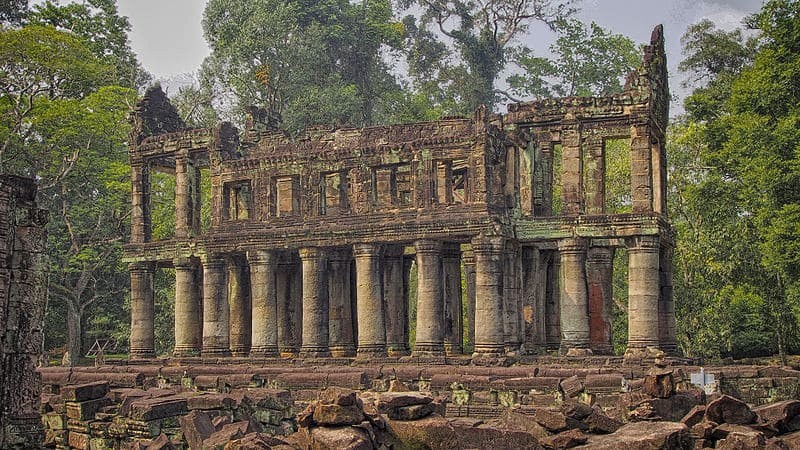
top-left (0, 175), bottom-right (47, 448)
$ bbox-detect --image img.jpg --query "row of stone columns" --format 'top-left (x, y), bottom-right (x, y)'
top-left (130, 234), bottom-right (676, 359)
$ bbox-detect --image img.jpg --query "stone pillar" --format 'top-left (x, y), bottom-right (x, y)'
top-left (558, 238), bottom-right (591, 353)
top-left (471, 236), bottom-right (505, 357)
top-left (631, 124), bottom-right (654, 213)
top-left (586, 247), bottom-right (614, 355)
top-left (462, 249), bottom-right (476, 353)
top-left (413, 240), bottom-right (445, 356)
top-left (503, 242), bottom-right (522, 353)
top-left (130, 163), bottom-right (150, 243)
top-left (227, 256), bottom-right (251, 357)
top-left (173, 258), bottom-right (202, 357)
top-left (130, 261), bottom-right (155, 359)
top-left (442, 243), bottom-right (463, 355)
top-left (583, 136), bottom-right (604, 214)
top-left (328, 249), bottom-right (355, 357)
top-left (202, 255), bottom-right (230, 357)
top-left (659, 245), bottom-right (678, 355)
top-left (561, 115), bottom-right (582, 215)
top-left (384, 245), bottom-right (409, 356)
top-left (522, 246), bottom-right (546, 353)
top-left (175, 154), bottom-right (191, 239)
top-left (276, 259), bottom-right (299, 355)
top-left (299, 247), bottom-right (330, 358)
top-left (248, 250), bottom-right (279, 357)
top-left (626, 236), bottom-right (661, 354)
top-left (545, 252), bottom-right (561, 350)
top-left (290, 258), bottom-right (303, 354)
top-left (354, 244), bottom-right (386, 357)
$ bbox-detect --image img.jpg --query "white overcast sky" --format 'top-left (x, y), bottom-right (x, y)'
top-left (108, 0), bottom-right (764, 108)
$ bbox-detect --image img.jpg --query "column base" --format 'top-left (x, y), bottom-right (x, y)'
top-left (412, 342), bottom-right (445, 357)
top-left (444, 344), bottom-right (463, 356)
top-left (299, 347), bottom-right (331, 358)
top-left (624, 345), bottom-right (666, 360)
top-left (172, 346), bottom-right (201, 358)
top-left (356, 345), bottom-right (387, 358)
top-left (231, 351), bottom-right (249, 358)
top-left (473, 343), bottom-right (505, 356)
top-left (129, 350), bottom-right (155, 360)
top-left (249, 346), bottom-right (279, 357)
top-left (201, 347), bottom-right (232, 358)
top-left (659, 343), bottom-right (679, 356)
top-left (388, 347), bottom-right (411, 357)
top-left (330, 346), bottom-right (356, 358)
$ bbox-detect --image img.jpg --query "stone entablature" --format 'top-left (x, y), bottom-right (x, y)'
top-left (123, 26), bottom-right (675, 361)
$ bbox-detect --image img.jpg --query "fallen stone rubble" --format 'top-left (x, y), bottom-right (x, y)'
top-left (37, 363), bottom-right (800, 449)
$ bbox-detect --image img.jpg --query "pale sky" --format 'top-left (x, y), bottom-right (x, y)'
top-left (111, 0), bottom-right (764, 109)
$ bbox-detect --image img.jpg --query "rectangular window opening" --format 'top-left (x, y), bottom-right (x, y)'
top-left (604, 137), bottom-right (632, 214)
top-left (223, 180), bottom-right (253, 221)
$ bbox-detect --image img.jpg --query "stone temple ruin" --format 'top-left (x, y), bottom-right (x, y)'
top-left (124, 26), bottom-right (674, 362)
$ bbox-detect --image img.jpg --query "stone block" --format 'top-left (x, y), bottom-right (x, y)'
top-left (68, 431), bottom-right (91, 450)
top-left (583, 421), bottom-right (691, 449)
top-left (128, 396), bottom-right (188, 421)
top-left (705, 395), bottom-right (756, 425)
top-left (313, 404), bottom-right (364, 426)
top-left (60, 381), bottom-right (110, 403)
top-left (560, 375), bottom-right (584, 398)
top-left (179, 409), bottom-right (214, 450)
top-left (388, 403), bottom-right (435, 421)
top-left (65, 398), bottom-right (108, 421)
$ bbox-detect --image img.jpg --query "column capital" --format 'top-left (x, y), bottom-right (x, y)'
top-left (442, 242), bottom-right (461, 260)
top-left (200, 253), bottom-right (226, 269)
top-left (586, 247), bottom-right (614, 265)
top-left (247, 249), bottom-right (277, 266)
top-left (129, 261), bottom-right (154, 273)
top-left (558, 237), bottom-right (588, 254)
top-left (471, 235), bottom-right (504, 256)
top-left (173, 257), bottom-right (195, 270)
top-left (414, 239), bottom-right (443, 254)
top-left (627, 235), bottom-right (660, 252)
top-left (462, 248), bottom-right (475, 265)
top-left (299, 246), bottom-right (327, 260)
top-left (353, 243), bottom-right (383, 258)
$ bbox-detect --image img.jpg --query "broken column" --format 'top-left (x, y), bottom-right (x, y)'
top-left (586, 247), bottom-right (614, 355)
top-left (173, 257), bottom-right (202, 357)
top-left (248, 250), bottom-right (279, 357)
top-left (471, 236), bottom-right (505, 357)
top-left (354, 243), bottom-right (386, 357)
top-left (202, 254), bottom-right (230, 357)
top-left (626, 235), bottom-right (661, 356)
top-left (558, 238), bottom-right (591, 354)
top-left (384, 245), bottom-right (409, 356)
top-left (413, 240), bottom-right (445, 357)
top-left (299, 247), bottom-right (330, 358)
top-left (328, 248), bottom-right (355, 357)
top-left (442, 243), bottom-right (463, 355)
top-left (129, 261), bottom-right (156, 359)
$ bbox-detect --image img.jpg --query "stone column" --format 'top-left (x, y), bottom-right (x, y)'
top-left (626, 236), bottom-right (661, 354)
top-left (558, 238), bottom-right (591, 353)
top-left (248, 250), bottom-right (279, 357)
top-left (299, 247), bottom-right (330, 358)
top-left (462, 249), bottom-right (476, 353)
top-left (503, 242), bottom-right (522, 353)
top-left (384, 245), bottom-right (409, 356)
top-left (545, 252), bottom-right (561, 350)
top-left (442, 243), bottom-right (463, 355)
top-left (561, 115), bottom-right (582, 215)
top-left (202, 255), bottom-right (230, 357)
top-left (328, 249), bottom-right (355, 357)
top-left (583, 136), bottom-right (604, 214)
top-left (276, 259), bottom-right (298, 355)
top-left (354, 244), bottom-right (387, 357)
top-left (175, 153), bottom-right (191, 239)
top-left (522, 246), bottom-right (546, 353)
top-left (631, 124), bottom-right (654, 213)
top-left (130, 163), bottom-right (150, 243)
top-left (227, 256), bottom-right (251, 357)
top-left (472, 236), bottom-right (505, 357)
top-left (130, 261), bottom-right (155, 359)
top-left (586, 247), bottom-right (614, 355)
top-left (413, 240), bottom-right (445, 356)
top-left (173, 258), bottom-right (201, 357)
top-left (659, 245), bottom-right (678, 355)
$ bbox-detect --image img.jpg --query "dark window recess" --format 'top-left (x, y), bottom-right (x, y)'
top-left (223, 180), bottom-right (253, 221)
top-left (320, 171), bottom-right (348, 215)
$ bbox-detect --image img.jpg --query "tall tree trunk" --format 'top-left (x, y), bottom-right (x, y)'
top-left (66, 302), bottom-right (82, 366)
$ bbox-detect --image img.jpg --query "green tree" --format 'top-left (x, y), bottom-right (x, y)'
top-left (398, 0), bottom-right (576, 113)
top-left (201, 0), bottom-right (403, 131)
top-left (508, 19), bottom-right (640, 99)
top-left (0, 24), bottom-right (136, 364)
top-left (0, 0), bottom-right (28, 25)
top-left (27, 0), bottom-right (150, 88)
